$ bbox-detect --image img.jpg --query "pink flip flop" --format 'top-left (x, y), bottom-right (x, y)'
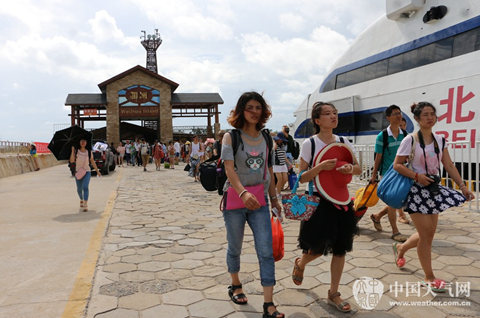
top-left (392, 242), bottom-right (406, 268)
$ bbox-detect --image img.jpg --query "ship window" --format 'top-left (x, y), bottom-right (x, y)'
top-left (336, 73), bottom-right (347, 89)
top-left (294, 119), bottom-right (315, 139)
top-left (476, 29), bottom-right (480, 50)
top-left (334, 114), bottom-right (355, 135)
top-left (365, 60), bottom-right (388, 80)
top-left (453, 29), bottom-right (477, 56)
top-left (417, 43), bottom-right (436, 66)
top-left (387, 54), bottom-right (403, 75)
top-left (323, 77), bottom-right (336, 92)
top-left (355, 111), bottom-right (388, 132)
top-left (345, 67), bottom-right (365, 86)
top-left (403, 50), bottom-right (418, 70)
top-left (324, 25), bottom-right (480, 92)
top-left (433, 37), bottom-right (453, 61)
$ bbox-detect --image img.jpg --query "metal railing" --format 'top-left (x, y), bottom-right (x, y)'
top-left (0, 141), bottom-right (31, 154)
top-left (173, 126), bottom-right (208, 135)
top-left (352, 141), bottom-right (480, 212)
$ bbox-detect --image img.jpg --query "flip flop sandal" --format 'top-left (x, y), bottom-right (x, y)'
top-left (421, 279), bottom-right (447, 293)
top-left (370, 214), bottom-right (383, 231)
top-left (398, 217), bottom-right (410, 224)
top-left (327, 290), bottom-right (351, 313)
top-left (228, 284), bottom-right (248, 305)
top-left (263, 302), bottom-right (284, 318)
top-left (292, 257), bottom-right (304, 286)
top-left (392, 242), bottom-right (406, 268)
top-left (391, 232), bottom-right (408, 242)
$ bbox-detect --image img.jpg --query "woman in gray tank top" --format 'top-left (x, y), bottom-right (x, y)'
top-left (221, 92), bottom-right (284, 318)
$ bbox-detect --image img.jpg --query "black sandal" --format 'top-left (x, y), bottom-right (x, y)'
top-left (228, 284), bottom-right (247, 305)
top-left (263, 302), bottom-right (284, 318)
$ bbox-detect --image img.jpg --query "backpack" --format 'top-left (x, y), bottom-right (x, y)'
top-left (199, 159), bottom-right (218, 191)
top-left (292, 140), bottom-right (300, 160)
top-left (230, 129), bottom-right (273, 166)
top-left (214, 129), bottom-right (273, 195)
top-left (377, 128), bottom-right (408, 175)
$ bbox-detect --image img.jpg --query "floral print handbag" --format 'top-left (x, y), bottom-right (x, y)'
top-left (282, 170), bottom-right (320, 221)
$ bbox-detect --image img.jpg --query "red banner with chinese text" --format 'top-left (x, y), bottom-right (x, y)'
top-left (35, 142), bottom-right (51, 153)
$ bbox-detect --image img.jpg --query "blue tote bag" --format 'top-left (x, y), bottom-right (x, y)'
top-left (377, 165), bottom-right (413, 209)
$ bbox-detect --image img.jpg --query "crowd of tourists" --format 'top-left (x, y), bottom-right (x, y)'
top-left (68, 90), bottom-right (475, 317)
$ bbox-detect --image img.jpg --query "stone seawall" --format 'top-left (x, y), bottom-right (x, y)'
top-left (0, 153), bottom-right (64, 178)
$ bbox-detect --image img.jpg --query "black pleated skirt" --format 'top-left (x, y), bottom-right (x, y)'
top-left (298, 193), bottom-right (358, 256)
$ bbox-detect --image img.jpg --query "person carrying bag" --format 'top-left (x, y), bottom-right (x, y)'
top-left (220, 92), bottom-right (284, 318)
top-left (390, 102), bottom-right (474, 293)
top-left (290, 101), bottom-right (361, 313)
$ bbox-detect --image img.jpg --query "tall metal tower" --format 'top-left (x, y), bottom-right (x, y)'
top-left (140, 29), bottom-right (162, 73)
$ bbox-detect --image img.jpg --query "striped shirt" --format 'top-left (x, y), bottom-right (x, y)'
top-left (274, 147), bottom-right (287, 166)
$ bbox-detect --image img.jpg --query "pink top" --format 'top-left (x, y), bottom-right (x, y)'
top-left (117, 146), bottom-right (126, 155)
top-left (396, 134), bottom-right (444, 175)
top-left (76, 150), bottom-right (91, 171)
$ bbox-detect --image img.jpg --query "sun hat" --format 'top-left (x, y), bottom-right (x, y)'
top-left (312, 143), bottom-right (354, 205)
top-left (354, 182), bottom-right (379, 210)
top-left (274, 132), bottom-right (288, 142)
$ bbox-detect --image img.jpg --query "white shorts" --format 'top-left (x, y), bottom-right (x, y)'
top-left (273, 164), bottom-right (288, 173)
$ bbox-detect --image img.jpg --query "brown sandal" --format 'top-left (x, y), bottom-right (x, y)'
top-left (327, 290), bottom-right (351, 313)
top-left (292, 257), bottom-right (304, 285)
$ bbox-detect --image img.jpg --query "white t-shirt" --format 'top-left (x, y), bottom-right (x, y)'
top-left (140, 143), bottom-right (149, 155)
top-left (174, 142), bottom-right (181, 153)
top-left (191, 142), bottom-right (201, 158)
top-left (300, 135), bottom-right (356, 193)
top-left (396, 134), bottom-right (444, 175)
top-left (300, 135), bottom-right (356, 166)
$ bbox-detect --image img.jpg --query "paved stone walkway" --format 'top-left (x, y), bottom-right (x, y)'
top-left (85, 163), bottom-right (480, 318)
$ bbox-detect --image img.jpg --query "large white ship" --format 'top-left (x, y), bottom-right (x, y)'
top-left (293, 0), bottom-right (480, 154)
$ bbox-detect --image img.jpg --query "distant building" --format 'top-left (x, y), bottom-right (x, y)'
top-left (65, 65), bottom-right (223, 144)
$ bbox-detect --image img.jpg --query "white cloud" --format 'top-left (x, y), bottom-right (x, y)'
top-left (0, 0), bottom-right (56, 32)
top-left (0, 34), bottom-right (137, 81)
top-left (0, 0), bottom-right (386, 141)
top-left (89, 10), bottom-right (125, 43)
top-left (279, 13), bottom-right (306, 32)
top-left (240, 26), bottom-right (350, 77)
top-left (174, 14), bottom-right (233, 41)
top-left (165, 57), bottom-right (243, 93)
top-left (129, 0), bottom-right (233, 41)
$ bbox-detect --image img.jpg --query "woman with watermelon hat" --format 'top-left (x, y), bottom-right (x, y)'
top-left (291, 101), bottom-right (361, 313)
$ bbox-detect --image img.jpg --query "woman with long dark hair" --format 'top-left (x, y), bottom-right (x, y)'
top-left (70, 139), bottom-right (101, 212)
top-left (221, 92), bottom-right (284, 318)
top-left (392, 102), bottom-right (474, 292)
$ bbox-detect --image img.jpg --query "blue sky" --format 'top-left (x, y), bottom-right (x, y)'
top-left (0, 0), bottom-right (384, 142)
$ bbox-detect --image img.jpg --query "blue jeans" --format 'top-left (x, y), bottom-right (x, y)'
top-left (75, 171), bottom-right (91, 201)
top-left (223, 198), bottom-right (275, 286)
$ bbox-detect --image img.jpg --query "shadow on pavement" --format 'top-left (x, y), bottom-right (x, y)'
top-left (53, 210), bottom-right (101, 223)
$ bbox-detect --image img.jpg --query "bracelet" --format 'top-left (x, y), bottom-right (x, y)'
top-left (459, 184), bottom-right (467, 190)
top-left (239, 190), bottom-right (248, 198)
top-left (414, 173), bottom-right (418, 182)
top-left (270, 196), bottom-right (278, 201)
